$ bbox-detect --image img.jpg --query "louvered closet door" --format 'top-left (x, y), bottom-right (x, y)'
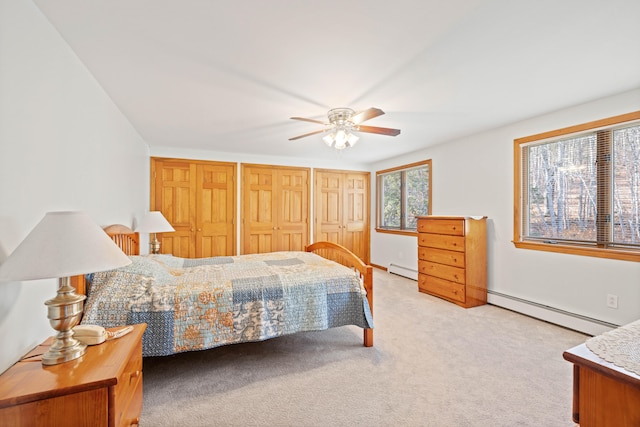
top-left (196, 163), bottom-right (235, 257)
top-left (152, 159), bottom-right (196, 257)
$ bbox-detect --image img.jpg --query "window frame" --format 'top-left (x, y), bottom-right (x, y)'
top-left (513, 110), bottom-right (640, 262)
top-left (376, 159), bottom-right (432, 236)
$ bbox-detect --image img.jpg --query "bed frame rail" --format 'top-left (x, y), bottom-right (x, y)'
top-left (305, 241), bottom-right (373, 347)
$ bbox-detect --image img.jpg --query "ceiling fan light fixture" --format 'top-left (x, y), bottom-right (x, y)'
top-left (334, 142), bottom-right (347, 150)
top-left (289, 107), bottom-right (400, 149)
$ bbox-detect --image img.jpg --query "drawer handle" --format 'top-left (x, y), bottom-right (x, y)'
top-left (130, 370), bottom-right (141, 383)
top-left (128, 417), bottom-right (140, 426)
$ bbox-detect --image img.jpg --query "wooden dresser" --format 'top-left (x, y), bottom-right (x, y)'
top-left (416, 216), bottom-right (487, 308)
top-left (0, 324), bottom-right (146, 427)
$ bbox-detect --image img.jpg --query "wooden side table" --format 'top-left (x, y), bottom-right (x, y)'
top-left (0, 324), bottom-right (146, 427)
top-left (563, 343), bottom-right (640, 426)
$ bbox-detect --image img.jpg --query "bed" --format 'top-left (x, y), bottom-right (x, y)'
top-left (77, 225), bottom-right (373, 357)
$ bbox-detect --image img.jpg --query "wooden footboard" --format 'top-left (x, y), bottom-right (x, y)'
top-left (305, 241), bottom-right (373, 347)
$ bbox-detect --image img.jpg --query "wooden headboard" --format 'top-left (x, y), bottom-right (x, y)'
top-left (72, 224), bottom-right (140, 296)
top-left (104, 224), bottom-right (140, 256)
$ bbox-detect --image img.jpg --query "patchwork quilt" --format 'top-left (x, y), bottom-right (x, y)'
top-left (82, 252), bottom-right (373, 357)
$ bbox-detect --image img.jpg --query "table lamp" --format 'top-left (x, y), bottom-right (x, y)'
top-left (0, 211), bottom-right (131, 365)
top-left (135, 211), bottom-right (175, 254)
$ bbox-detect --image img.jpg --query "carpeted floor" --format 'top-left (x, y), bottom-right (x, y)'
top-left (140, 269), bottom-right (587, 426)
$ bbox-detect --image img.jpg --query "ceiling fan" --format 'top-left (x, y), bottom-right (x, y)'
top-left (289, 107), bottom-right (401, 149)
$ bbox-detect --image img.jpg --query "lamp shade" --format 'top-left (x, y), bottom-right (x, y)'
top-left (0, 211), bottom-right (131, 281)
top-left (135, 211), bottom-right (175, 233)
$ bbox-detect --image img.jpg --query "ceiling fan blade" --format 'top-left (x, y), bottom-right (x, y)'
top-left (290, 116), bottom-right (327, 125)
top-left (351, 107), bottom-right (385, 124)
top-left (289, 129), bottom-right (326, 141)
top-left (357, 125), bottom-right (401, 137)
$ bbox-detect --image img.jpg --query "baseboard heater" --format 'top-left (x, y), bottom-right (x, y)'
top-left (487, 290), bottom-right (619, 337)
top-left (388, 263), bottom-right (418, 281)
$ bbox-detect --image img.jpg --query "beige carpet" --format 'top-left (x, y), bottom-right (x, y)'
top-left (140, 270), bottom-right (587, 426)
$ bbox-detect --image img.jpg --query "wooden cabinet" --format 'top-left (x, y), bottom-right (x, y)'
top-left (151, 158), bottom-right (236, 257)
top-left (241, 164), bottom-right (310, 254)
top-left (0, 324), bottom-right (146, 427)
top-left (564, 343), bottom-right (640, 426)
top-left (416, 216), bottom-right (487, 308)
top-left (314, 169), bottom-right (370, 264)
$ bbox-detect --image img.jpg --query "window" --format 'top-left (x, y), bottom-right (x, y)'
top-left (514, 111), bottom-right (640, 261)
top-left (376, 160), bottom-right (431, 234)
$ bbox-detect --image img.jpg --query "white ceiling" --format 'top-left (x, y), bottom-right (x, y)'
top-left (33, 0), bottom-right (640, 165)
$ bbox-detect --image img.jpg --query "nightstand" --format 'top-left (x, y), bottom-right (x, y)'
top-left (0, 323), bottom-right (146, 427)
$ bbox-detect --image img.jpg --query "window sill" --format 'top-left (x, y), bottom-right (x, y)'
top-left (375, 228), bottom-right (418, 237)
top-left (513, 240), bottom-right (640, 262)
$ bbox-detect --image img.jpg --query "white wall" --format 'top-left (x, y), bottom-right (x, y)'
top-left (0, 0), bottom-right (149, 373)
top-left (371, 89), bottom-right (640, 333)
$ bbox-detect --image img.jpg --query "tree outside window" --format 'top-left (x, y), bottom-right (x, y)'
top-left (377, 160), bottom-right (431, 233)
top-left (514, 111), bottom-right (640, 261)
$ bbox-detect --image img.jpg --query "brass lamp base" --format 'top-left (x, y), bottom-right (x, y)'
top-left (42, 277), bottom-right (87, 365)
top-left (149, 233), bottom-right (161, 254)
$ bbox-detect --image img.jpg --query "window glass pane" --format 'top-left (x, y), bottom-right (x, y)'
top-left (613, 124), bottom-right (640, 245)
top-left (526, 135), bottom-right (597, 241)
top-left (381, 172), bottom-right (401, 228)
top-left (405, 167), bottom-right (430, 229)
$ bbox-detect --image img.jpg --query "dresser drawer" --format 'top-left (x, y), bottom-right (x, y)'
top-left (113, 340), bottom-right (143, 427)
top-left (0, 388), bottom-right (109, 427)
top-left (419, 260), bottom-right (465, 284)
top-left (120, 376), bottom-right (143, 427)
top-left (418, 233), bottom-right (464, 252)
top-left (419, 274), bottom-right (465, 303)
top-left (418, 233), bottom-right (465, 252)
top-left (417, 218), bottom-right (465, 236)
top-left (418, 246), bottom-right (465, 267)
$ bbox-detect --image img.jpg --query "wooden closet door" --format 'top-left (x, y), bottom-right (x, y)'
top-left (196, 163), bottom-right (235, 257)
top-left (242, 165), bottom-right (276, 254)
top-left (315, 171), bottom-right (343, 244)
top-left (151, 158), bottom-right (236, 258)
top-left (152, 159), bottom-right (196, 257)
top-left (242, 164), bottom-right (310, 254)
top-left (343, 172), bottom-right (369, 263)
top-left (314, 169), bottom-right (370, 263)
top-left (276, 168), bottom-right (309, 251)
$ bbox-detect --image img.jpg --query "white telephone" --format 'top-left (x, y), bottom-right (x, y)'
top-left (73, 324), bottom-right (135, 345)
top-left (73, 325), bottom-right (107, 345)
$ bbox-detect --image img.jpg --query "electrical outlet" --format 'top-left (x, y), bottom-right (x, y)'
top-left (607, 294), bottom-right (619, 309)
